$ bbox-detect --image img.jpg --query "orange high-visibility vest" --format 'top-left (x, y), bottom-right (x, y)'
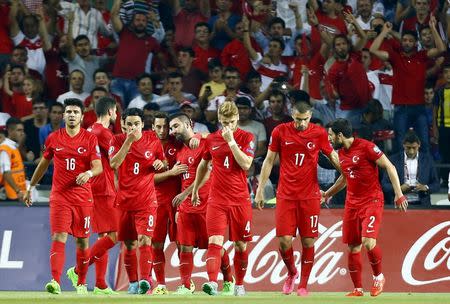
top-left (0, 142), bottom-right (26, 200)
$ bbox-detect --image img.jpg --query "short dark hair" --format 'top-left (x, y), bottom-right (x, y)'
top-left (402, 30), bottom-right (418, 41)
top-left (64, 98), bottom-right (85, 112)
top-left (179, 47), bottom-right (195, 58)
top-left (32, 99), bottom-right (46, 106)
top-left (93, 68), bottom-right (109, 81)
top-left (331, 118), bottom-right (353, 138)
top-left (207, 58), bottom-right (222, 70)
top-left (169, 112), bottom-right (192, 125)
top-left (403, 129), bottom-right (421, 144)
top-left (333, 34), bottom-right (351, 49)
top-left (74, 34), bottom-right (90, 45)
top-left (292, 101), bottom-right (312, 114)
top-left (153, 111), bottom-right (169, 125)
top-left (10, 64), bottom-right (26, 74)
top-left (95, 97), bottom-right (116, 117)
top-left (122, 108), bottom-right (144, 121)
top-left (6, 117), bottom-right (23, 131)
top-left (49, 102), bottom-right (64, 112)
top-left (270, 37), bottom-right (285, 50)
top-left (224, 66), bottom-right (240, 75)
top-left (70, 69), bottom-right (85, 79)
top-left (289, 90), bottom-right (310, 104)
top-left (143, 102), bottom-right (160, 111)
top-left (91, 86), bottom-right (108, 95)
top-left (167, 71), bottom-right (183, 80)
top-left (246, 70), bottom-right (261, 81)
top-left (268, 89), bottom-right (286, 103)
top-left (136, 73), bottom-right (153, 84)
top-left (195, 22), bottom-right (211, 32)
top-left (12, 45), bottom-right (27, 54)
top-left (269, 17), bottom-right (286, 29)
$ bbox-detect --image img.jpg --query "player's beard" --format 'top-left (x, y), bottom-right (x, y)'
top-left (174, 133), bottom-right (185, 142)
top-left (331, 140), bottom-right (343, 150)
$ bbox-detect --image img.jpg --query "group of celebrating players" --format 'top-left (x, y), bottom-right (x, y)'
top-left (23, 94), bottom-right (408, 297)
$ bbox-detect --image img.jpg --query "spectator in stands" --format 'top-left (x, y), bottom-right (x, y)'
top-left (9, 46), bottom-right (41, 80)
top-left (0, 0), bottom-right (13, 72)
top-left (192, 22), bottom-right (220, 74)
top-left (1, 64), bottom-right (25, 115)
top-left (94, 0), bottom-right (118, 54)
top-left (355, 0), bottom-right (374, 30)
top-left (198, 58), bottom-right (225, 110)
top-left (247, 161), bottom-right (275, 204)
top-left (128, 73), bottom-right (160, 109)
top-left (119, 0), bottom-right (163, 38)
top-left (433, 64), bottom-right (450, 187)
top-left (243, 17), bottom-right (288, 91)
top-left (179, 101), bottom-right (209, 133)
top-left (110, 0), bottom-right (161, 107)
top-left (172, 0), bottom-right (209, 48)
top-left (155, 72), bottom-right (196, 115)
top-left (0, 117), bottom-right (26, 201)
top-left (221, 20), bottom-right (262, 79)
top-left (208, 0), bottom-right (239, 50)
top-left (357, 99), bottom-right (392, 151)
top-left (60, 0), bottom-right (112, 50)
top-left (85, 69), bottom-right (123, 107)
top-left (57, 69), bottom-right (89, 103)
top-left (382, 130), bottom-right (439, 206)
top-left (39, 102), bottom-right (64, 147)
top-left (370, 19), bottom-right (445, 152)
top-left (143, 102), bottom-right (160, 130)
top-left (23, 100), bottom-right (48, 162)
top-left (177, 47), bottom-right (207, 97)
top-left (82, 87), bottom-right (108, 129)
top-left (263, 90), bottom-right (292, 140)
top-left (236, 96), bottom-right (267, 158)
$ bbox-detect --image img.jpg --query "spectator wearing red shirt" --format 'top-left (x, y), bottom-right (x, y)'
top-left (3, 73), bottom-right (41, 120)
top-left (177, 47), bottom-right (207, 97)
top-left (110, 0), bottom-right (161, 107)
top-left (0, 0), bottom-right (13, 71)
top-left (192, 22), bottom-right (220, 74)
top-left (370, 19), bottom-right (445, 152)
top-left (1, 64), bottom-right (25, 115)
top-left (172, 0), bottom-right (209, 48)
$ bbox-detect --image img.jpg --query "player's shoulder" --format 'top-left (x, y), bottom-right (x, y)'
top-left (309, 123), bottom-right (327, 134)
top-left (113, 133), bottom-right (126, 143)
top-left (274, 121), bottom-right (293, 133)
top-left (143, 130), bottom-right (158, 140)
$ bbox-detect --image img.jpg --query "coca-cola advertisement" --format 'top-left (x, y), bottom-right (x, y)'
top-left (114, 209), bottom-right (450, 292)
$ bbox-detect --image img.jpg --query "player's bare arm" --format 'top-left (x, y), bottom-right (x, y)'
top-left (110, 129), bottom-right (139, 169)
top-left (154, 161), bottom-right (188, 183)
top-left (376, 154), bottom-right (408, 212)
top-left (222, 126), bottom-right (253, 171)
top-left (173, 169), bottom-right (211, 207)
top-left (23, 157), bottom-right (51, 207)
top-left (326, 150), bottom-right (342, 173)
top-left (191, 159), bottom-right (209, 206)
top-left (75, 159), bottom-right (103, 186)
top-left (323, 174), bottom-right (347, 203)
top-left (255, 150), bottom-right (278, 210)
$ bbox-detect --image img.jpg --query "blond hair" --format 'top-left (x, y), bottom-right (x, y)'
top-left (218, 101), bottom-right (238, 118)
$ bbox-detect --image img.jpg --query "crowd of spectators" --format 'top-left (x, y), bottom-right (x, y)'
top-left (1, 0), bottom-right (450, 205)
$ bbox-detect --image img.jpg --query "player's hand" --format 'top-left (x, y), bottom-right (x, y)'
top-left (189, 137), bottom-right (200, 149)
top-left (170, 161), bottom-right (188, 176)
top-left (76, 172), bottom-right (91, 185)
top-left (172, 191), bottom-right (188, 207)
top-left (221, 126), bottom-right (234, 143)
top-left (191, 191), bottom-right (200, 206)
top-left (394, 194), bottom-right (408, 212)
top-left (153, 159), bottom-right (165, 171)
top-left (126, 128), bottom-right (140, 143)
top-left (255, 190), bottom-right (264, 210)
top-left (320, 190), bottom-right (328, 205)
top-left (23, 190), bottom-right (32, 207)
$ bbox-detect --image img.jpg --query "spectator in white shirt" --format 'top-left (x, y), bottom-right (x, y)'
top-left (127, 73), bottom-right (160, 109)
top-left (57, 69), bottom-right (89, 103)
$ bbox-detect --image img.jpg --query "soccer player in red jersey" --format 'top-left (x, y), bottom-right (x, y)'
top-left (24, 98), bottom-right (103, 295)
top-left (151, 112), bottom-right (186, 294)
top-left (169, 113), bottom-right (234, 295)
top-left (255, 100), bottom-right (341, 296)
top-left (109, 108), bottom-right (165, 294)
top-left (66, 97), bottom-right (120, 294)
top-left (192, 102), bottom-right (254, 296)
top-left (324, 118), bottom-right (408, 297)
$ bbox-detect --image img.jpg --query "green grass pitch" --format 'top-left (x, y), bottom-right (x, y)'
top-left (1, 292), bottom-right (450, 304)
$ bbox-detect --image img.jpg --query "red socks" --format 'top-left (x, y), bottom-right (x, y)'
top-left (124, 248), bottom-right (138, 282)
top-left (89, 236), bottom-right (115, 266)
top-left (152, 247), bottom-right (166, 285)
top-left (139, 245), bottom-right (152, 281)
top-left (206, 244), bottom-right (222, 283)
top-left (299, 246), bottom-right (314, 289)
top-left (94, 253), bottom-right (108, 289)
top-left (233, 249), bottom-right (248, 285)
top-left (50, 241), bottom-right (65, 284)
top-left (76, 248), bottom-right (90, 285)
top-left (179, 252), bottom-right (194, 288)
top-left (280, 247), bottom-right (297, 276)
top-left (348, 251), bottom-right (363, 288)
top-left (367, 245), bottom-right (383, 276)
top-left (221, 249), bottom-right (232, 282)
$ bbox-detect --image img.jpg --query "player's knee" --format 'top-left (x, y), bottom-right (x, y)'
top-left (301, 237), bottom-right (315, 248)
top-left (51, 232), bottom-right (68, 243)
top-left (152, 242), bottom-right (164, 249)
top-left (208, 235), bottom-right (224, 246)
top-left (75, 237), bottom-right (89, 249)
top-left (107, 232), bottom-right (117, 243)
top-left (180, 245), bottom-right (193, 252)
top-left (278, 236), bottom-right (293, 250)
top-left (234, 241), bottom-right (247, 252)
top-left (362, 237), bottom-right (376, 250)
top-left (124, 240), bottom-right (137, 250)
top-left (348, 244), bottom-right (362, 253)
top-left (138, 235), bottom-right (151, 246)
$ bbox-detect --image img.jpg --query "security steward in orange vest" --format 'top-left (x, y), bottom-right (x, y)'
top-left (0, 118), bottom-right (26, 200)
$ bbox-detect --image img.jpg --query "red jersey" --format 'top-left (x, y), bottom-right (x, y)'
top-left (339, 138), bottom-right (384, 208)
top-left (203, 128), bottom-right (254, 206)
top-left (43, 128), bottom-right (101, 206)
top-left (155, 137), bottom-right (182, 206)
top-left (11, 92), bottom-right (33, 118)
top-left (177, 138), bottom-right (211, 213)
top-left (388, 49), bottom-right (428, 105)
top-left (221, 38), bottom-right (262, 78)
top-left (286, 52), bottom-right (325, 99)
top-left (269, 122), bottom-right (333, 200)
top-left (311, 11), bottom-right (347, 52)
top-left (192, 44), bottom-right (220, 74)
top-left (109, 131), bottom-right (164, 211)
top-left (87, 123), bottom-right (115, 197)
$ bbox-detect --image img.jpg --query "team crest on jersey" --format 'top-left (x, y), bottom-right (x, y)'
top-left (108, 146), bottom-right (115, 155)
top-left (188, 156), bottom-right (194, 164)
top-left (168, 148), bottom-right (176, 156)
top-left (352, 156), bottom-right (360, 163)
top-left (373, 145), bottom-right (381, 154)
top-left (145, 151), bottom-right (152, 159)
top-left (307, 142), bottom-right (316, 150)
top-left (77, 147), bottom-right (87, 154)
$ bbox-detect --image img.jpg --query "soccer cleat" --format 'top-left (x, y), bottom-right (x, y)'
top-left (93, 286), bottom-right (119, 295)
top-left (174, 285), bottom-right (194, 295)
top-left (75, 284), bottom-right (88, 295)
top-left (45, 279), bottom-right (61, 294)
top-left (234, 285), bottom-right (246, 296)
top-left (282, 271), bottom-right (299, 295)
top-left (138, 279), bottom-right (151, 294)
top-left (346, 289), bottom-right (364, 297)
top-left (202, 281), bottom-right (219, 296)
top-left (152, 284), bottom-right (169, 295)
top-left (222, 276), bottom-right (235, 296)
top-left (128, 282), bottom-right (139, 294)
top-left (66, 267), bottom-right (79, 288)
top-left (297, 287), bottom-right (309, 297)
top-left (189, 279), bottom-right (195, 292)
top-left (370, 275), bottom-right (385, 297)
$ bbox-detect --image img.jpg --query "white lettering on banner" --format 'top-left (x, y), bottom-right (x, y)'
top-left (0, 231), bottom-right (24, 269)
top-left (402, 221), bottom-right (450, 285)
top-left (164, 221), bottom-right (346, 284)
